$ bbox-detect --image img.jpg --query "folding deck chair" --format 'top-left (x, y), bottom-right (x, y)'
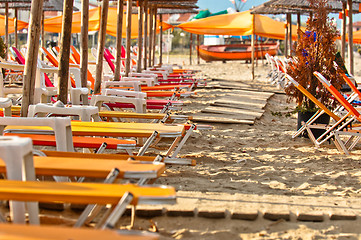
top-left (314, 71), bottom-right (361, 154)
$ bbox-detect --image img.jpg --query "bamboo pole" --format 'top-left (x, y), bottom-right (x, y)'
top-left (125, 0), bottom-right (132, 77)
top-left (285, 17), bottom-right (289, 56)
top-left (58, 0), bottom-right (75, 104)
top-left (341, 1), bottom-right (346, 60)
top-left (21, 0), bottom-right (44, 117)
top-left (114, 0), bottom-right (124, 79)
top-left (159, 14), bottom-right (163, 66)
top-left (94, 0), bottom-right (109, 94)
top-left (136, 0), bottom-right (143, 72)
top-left (152, 7), bottom-right (157, 66)
top-left (143, 0), bottom-right (148, 69)
top-left (5, 3), bottom-right (8, 60)
top-left (148, 7), bottom-right (153, 67)
top-left (189, 33), bottom-right (192, 65)
top-left (197, 34), bottom-right (200, 64)
top-left (348, 0), bottom-right (354, 75)
top-left (14, 8), bottom-right (18, 49)
top-left (80, 0), bottom-right (89, 104)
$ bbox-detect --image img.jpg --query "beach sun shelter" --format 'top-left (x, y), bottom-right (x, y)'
top-left (177, 10), bottom-right (299, 79)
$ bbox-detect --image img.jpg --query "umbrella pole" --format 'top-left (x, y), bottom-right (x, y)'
top-left (347, 0), bottom-right (353, 75)
top-left (288, 13), bottom-right (292, 55)
top-left (5, 3), bottom-right (8, 60)
top-left (58, 0), bottom-right (75, 104)
top-left (152, 7), bottom-right (157, 66)
top-left (197, 34), bottom-right (200, 65)
top-left (125, 0), bottom-right (133, 77)
top-left (80, 0), bottom-right (89, 105)
top-left (94, 0), bottom-right (109, 94)
top-left (143, 0), bottom-right (148, 70)
top-left (148, 7), bottom-right (153, 67)
top-left (341, 1), bottom-right (346, 60)
top-left (21, 0), bottom-right (44, 117)
top-left (189, 33), bottom-right (192, 65)
top-left (14, 8), bottom-right (18, 49)
top-left (251, 14), bottom-right (255, 80)
top-left (114, 0), bottom-right (124, 79)
top-left (137, 0), bottom-right (143, 71)
top-left (159, 14), bottom-right (163, 66)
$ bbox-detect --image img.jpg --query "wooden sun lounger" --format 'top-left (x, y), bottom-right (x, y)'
top-left (0, 224), bottom-right (159, 240)
top-left (0, 156), bottom-right (166, 179)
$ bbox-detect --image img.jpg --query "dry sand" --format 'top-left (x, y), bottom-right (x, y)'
top-left (9, 55), bottom-right (361, 239)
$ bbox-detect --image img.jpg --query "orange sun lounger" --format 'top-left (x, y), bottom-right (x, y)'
top-left (0, 223), bottom-right (159, 240)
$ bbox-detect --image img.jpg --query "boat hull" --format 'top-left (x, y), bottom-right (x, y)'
top-left (196, 43), bottom-right (279, 62)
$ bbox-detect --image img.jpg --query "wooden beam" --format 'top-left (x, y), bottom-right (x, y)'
top-left (21, 0), bottom-right (44, 117)
top-left (341, 1), bottom-right (346, 60)
top-left (94, 0), bottom-right (109, 94)
top-left (57, 0), bottom-right (75, 104)
top-left (143, 0), bottom-right (148, 70)
top-left (189, 33), bottom-right (192, 65)
top-left (80, 0), bottom-right (89, 104)
top-left (159, 13), bottom-right (163, 66)
top-left (136, 0), bottom-right (143, 72)
top-left (148, 7), bottom-right (153, 67)
top-left (114, 0), bottom-right (124, 79)
top-left (348, 0), bottom-right (354, 75)
top-left (125, 0), bottom-right (133, 77)
top-left (152, 7), bottom-right (157, 66)
top-left (14, 8), bottom-right (18, 49)
top-left (5, 3), bottom-right (8, 60)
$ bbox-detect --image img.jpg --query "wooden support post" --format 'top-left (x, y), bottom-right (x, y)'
top-left (41, 12), bottom-right (45, 61)
top-left (114, 0), bottom-right (124, 79)
top-left (189, 33), bottom-right (192, 65)
top-left (14, 8), bottom-right (18, 49)
top-left (341, 1), bottom-right (347, 60)
top-left (159, 14), bottom-right (163, 66)
top-left (58, 0), bottom-right (75, 104)
top-left (136, 0), bottom-right (143, 72)
top-left (197, 34), bottom-right (200, 64)
top-left (148, 7), bottom-right (153, 67)
top-left (80, 0), bottom-right (89, 104)
top-left (285, 16), bottom-right (289, 56)
top-left (5, 3), bottom-right (8, 60)
top-left (288, 14), bottom-right (292, 55)
top-left (251, 14), bottom-right (255, 80)
top-left (125, 0), bottom-right (132, 77)
top-left (94, 0), bottom-right (109, 94)
top-left (152, 7), bottom-right (157, 66)
top-left (21, 0), bottom-right (44, 117)
top-left (143, 0), bottom-right (148, 70)
top-left (348, 0), bottom-right (354, 75)
top-left (297, 12), bottom-right (300, 41)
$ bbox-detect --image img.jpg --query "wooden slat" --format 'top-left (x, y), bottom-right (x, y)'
top-left (211, 102), bottom-right (265, 113)
top-left (201, 106), bottom-right (261, 120)
top-left (192, 114), bottom-right (254, 125)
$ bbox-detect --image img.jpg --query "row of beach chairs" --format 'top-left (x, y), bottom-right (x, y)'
top-left (0, 45), bottom-right (208, 238)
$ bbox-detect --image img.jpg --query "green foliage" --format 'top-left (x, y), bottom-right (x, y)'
top-left (285, 0), bottom-right (344, 111)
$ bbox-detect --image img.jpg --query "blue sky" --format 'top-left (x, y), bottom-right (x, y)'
top-left (196, 0), bottom-right (361, 25)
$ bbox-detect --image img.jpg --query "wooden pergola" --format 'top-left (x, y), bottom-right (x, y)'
top-left (265, 0), bottom-right (361, 75)
top-left (17, 0), bottom-right (198, 115)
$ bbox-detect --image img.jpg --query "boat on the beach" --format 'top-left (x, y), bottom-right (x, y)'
top-left (196, 42), bottom-right (279, 62)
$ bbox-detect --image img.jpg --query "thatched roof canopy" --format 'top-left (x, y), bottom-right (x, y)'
top-left (0, 0), bottom-right (78, 11)
top-left (251, 0), bottom-right (304, 14)
top-left (268, 0), bottom-right (360, 13)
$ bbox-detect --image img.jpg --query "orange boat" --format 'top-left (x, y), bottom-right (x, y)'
top-left (196, 42), bottom-right (279, 62)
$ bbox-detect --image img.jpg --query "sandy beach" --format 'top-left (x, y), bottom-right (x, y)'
top-left (6, 54), bottom-right (361, 239)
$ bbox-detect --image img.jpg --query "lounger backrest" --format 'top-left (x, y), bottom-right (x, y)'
top-left (314, 71), bottom-right (361, 120)
top-left (70, 45), bottom-right (81, 64)
top-left (285, 74), bottom-right (340, 121)
top-left (333, 61), bottom-right (361, 98)
top-left (9, 47), bottom-right (25, 65)
top-left (104, 50), bottom-right (115, 73)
